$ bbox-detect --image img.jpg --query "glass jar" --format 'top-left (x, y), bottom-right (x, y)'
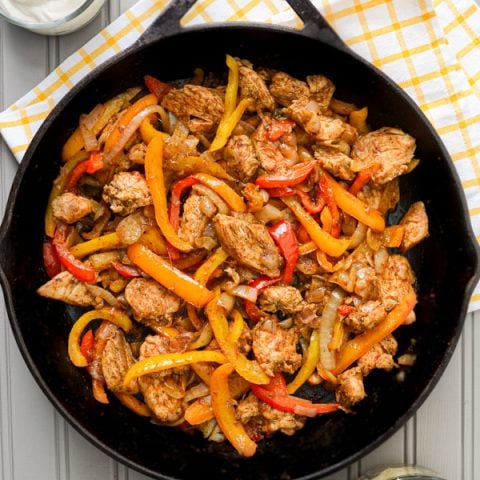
top-left (358, 465), bottom-right (446, 480)
top-left (0, 0), bottom-right (106, 35)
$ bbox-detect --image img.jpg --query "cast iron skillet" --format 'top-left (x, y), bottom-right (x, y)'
top-left (1, 0), bottom-right (479, 478)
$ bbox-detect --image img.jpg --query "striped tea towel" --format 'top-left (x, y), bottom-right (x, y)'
top-left (0, 0), bottom-right (479, 310)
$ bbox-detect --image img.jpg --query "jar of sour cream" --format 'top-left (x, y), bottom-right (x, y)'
top-left (0, 0), bottom-right (106, 35)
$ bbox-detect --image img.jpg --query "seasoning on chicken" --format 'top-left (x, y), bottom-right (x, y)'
top-left (306, 74), bottom-right (335, 112)
top-left (351, 127), bottom-right (416, 184)
top-left (161, 85), bottom-right (224, 134)
top-left (214, 213), bottom-right (284, 277)
top-left (314, 146), bottom-right (356, 181)
top-left (239, 63), bottom-right (275, 111)
top-left (52, 192), bottom-right (93, 224)
top-left (252, 316), bottom-right (302, 376)
top-left (124, 278), bottom-right (181, 324)
top-left (399, 201), bottom-right (429, 252)
top-left (223, 134), bottom-right (259, 182)
top-left (335, 367), bottom-right (366, 409)
top-left (37, 271), bottom-right (97, 307)
top-left (269, 71), bottom-right (309, 107)
top-left (344, 300), bottom-right (387, 333)
top-left (102, 171), bottom-right (152, 216)
top-left (178, 193), bottom-right (215, 245)
top-left (357, 335), bottom-right (397, 375)
top-left (259, 286), bottom-right (305, 314)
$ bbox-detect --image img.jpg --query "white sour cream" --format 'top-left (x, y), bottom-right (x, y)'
top-left (0, 0), bottom-right (105, 34)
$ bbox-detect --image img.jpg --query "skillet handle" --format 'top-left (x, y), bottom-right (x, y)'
top-left (138, 0), bottom-right (198, 45)
top-left (284, 0), bottom-right (346, 49)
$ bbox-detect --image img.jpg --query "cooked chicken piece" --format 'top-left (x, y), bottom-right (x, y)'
top-left (101, 327), bottom-right (138, 394)
top-left (252, 120), bottom-right (298, 173)
top-left (294, 303), bottom-right (320, 328)
top-left (37, 271), bottom-right (97, 307)
top-left (378, 255), bottom-right (416, 312)
top-left (237, 393), bottom-right (306, 438)
top-left (214, 214), bottom-right (283, 278)
top-left (314, 146), bottom-right (355, 181)
top-left (252, 317), bottom-right (301, 376)
top-left (138, 334), bottom-right (189, 422)
top-left (161, 85), bottom-right (224, 134)
top-left (335, 367), bottom-right (366, 409)
top-left (239, 64), bottom-right (275, 111)
top-left (128, 142), bottom-right (147, 164)
top-left (259, 286), bottom-right (305, 313)
top-left (344, 300), bottom-right (387, 333)
top-left (351, 127), bottom-right (416, 184)
top-left (399, 201), bottom-right (429, 252)
top-left (306, 74), bottom-right (335, 112)
top-left (357, 335), bottom-right (398, 376)
top-left (124, 278), bottom-right (181, 324)
top-left (52, 192), bottom-right (93, 224)
top-left (102, 171), bottom-right (152, 216)
top-left (178, 193), bottom-right (213, 245)
top-left (269, 71), bottom-right (309, 107)
top-left (223, 135), bottom-right (259, 182)
top-left (287, 97), bottom-right (345, 142)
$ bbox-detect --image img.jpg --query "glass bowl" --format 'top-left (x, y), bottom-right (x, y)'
top-left (0, 0), bottom-right (106, 35)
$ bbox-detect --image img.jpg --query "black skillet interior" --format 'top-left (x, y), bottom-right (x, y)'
top-left (1, 1), bottom-right (479, 479)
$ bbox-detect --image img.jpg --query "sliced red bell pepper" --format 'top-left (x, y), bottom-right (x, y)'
top-left (43, 239), bottom-right (62, 278)
top-left (65, 152), bottom-right (104, 192)
top-left (266, 118), bottom-right (295, 142)
top-left (295, 188), bottom-right (325, 214)
top-left (338, 304), bottom-right (355, 316)
top-left (243, 275), bottom-right (283, 322)
top-left (269, 220), bottom-right (299, 284)
top-left (80, 329), bottom-right (95, 364)
top-left (349, 164), bottom-right (379, 196)
top-left (255, 160), bottom-right (317, 188)
top-left (167, 176), bottom-right (200, 261)
top-left (144, 75), bottom-right (172, 101)
top-left (111, 261), bottom-right (142, 278)
top-left (319, 174), bottom-right (341, 238)
top-left (266, 186), bottom-right (296, 198)
top-left (251, 372), bottom-right (340, 417)
top-left (53, 224), bottom-right (96, 283)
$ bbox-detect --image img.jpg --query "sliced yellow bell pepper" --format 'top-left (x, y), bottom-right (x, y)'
top-left (287, 329), bottom-right (321, 394)
top-left (282, 196), bottom-right (350, 257)
top-left (229, 309), bottom-right (245, 344)
top-left (68, 307), bottom-right (133, 367)
top-left (332, 289), bottom-right (417, 375)
top-left (205, 298), bottom-right (270, 385)
top-left (123, 350), bottom-right (227, 387)
top-left (115, 392), bottom-right (151, 417)
top-left (137, 225), bottom-right (168, 255)
top-left (139, 116), bottom-right (169, 145)
top-left (224, 54), bottom-right (239, 117)
top-left (127, 243), bottom-right (214, 308)
top-left (173, 156), bottom-right (234, 181)
top-left (193, 173), bottom-right (247, 212)
top-left (210, 97), bottom-right (254, 152)
top-left (69, 232), bottom-right (123, 258)
top-left (145, 135), bottom-right (193, 252)
top-left (325, 172), bottom-right (385, 232)
top-left (349, 106), bottom-right (369, 135)
top-left (210, 363), bottom-right (257, 457)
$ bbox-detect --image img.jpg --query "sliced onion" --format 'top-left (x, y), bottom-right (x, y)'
top-left (227, 284), bottom-right (258, 302)
top-left (85, 284), bottom-right (121, 307)
top-left (348, 222), bottom-right (367, 249)
top-left (218, 293), bottom-right (235, 313)
top-left (198, 196), bottom-right (217, 218)
top-left (254, 203), bottom-right (285, 224)
top-left (185, 383), bottom-right (210, 403)
top-left (374, 247), bottom-right (389, 273)
top-left (116, 212), bottom-right (149, 245)
top-left (104, 105), bottom-right (168, 165)
top-left (192, 184), bottom-right (229, 214)
top-left (195, 236), bottom-right (218, 251)
top-left (162, 377), bottom-right (186, 399)
top-left (293, 404), bottom-right (318, 418)
top-left (189, 323), bottom-right (213, 350)
top-left (319, 288), bottom-right (345, 371)
top-left (79, 114), bottom-right (99, 152)
top-left (83, 103), bottom-right (106, 130)
top-left (87, 251), bottom-right (122, 270)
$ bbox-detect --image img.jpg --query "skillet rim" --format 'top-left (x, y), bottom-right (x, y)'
top-left (0, 20), bottom-right (479, 480)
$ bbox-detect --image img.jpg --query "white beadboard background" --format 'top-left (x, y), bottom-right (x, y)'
top-left (0, 1), bottom-right (479, 479)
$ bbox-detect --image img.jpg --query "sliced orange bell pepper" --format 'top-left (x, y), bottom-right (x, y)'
top-left (68, 307), bottom-right (133, 367)
top-left (205, 298), bottom-right (270, 385)
top-left (115, 393), bottom-right (151, 417)
top-left (332, 289), bottom-right (417, 375)
top-left (127, 243), bottom-right (214, 308)
top-left (282, 196), bottom-right (350, 257)
top-left (192, 173), bottom-right (247, 212)
top-left (123, 350), bottom-right (227, 387)
top-left (324, 172), bottom-right (385, 232)
top-left (210, 363), bottom-right (257, 457)
top-left (137, 225), bottom-right (168, 255)
top-left (145, 135), bottom-right (193, 252)
top-left (173, 156), bottom-right (234, 181)
top-left (140, 116), bottom-right (169, 144)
